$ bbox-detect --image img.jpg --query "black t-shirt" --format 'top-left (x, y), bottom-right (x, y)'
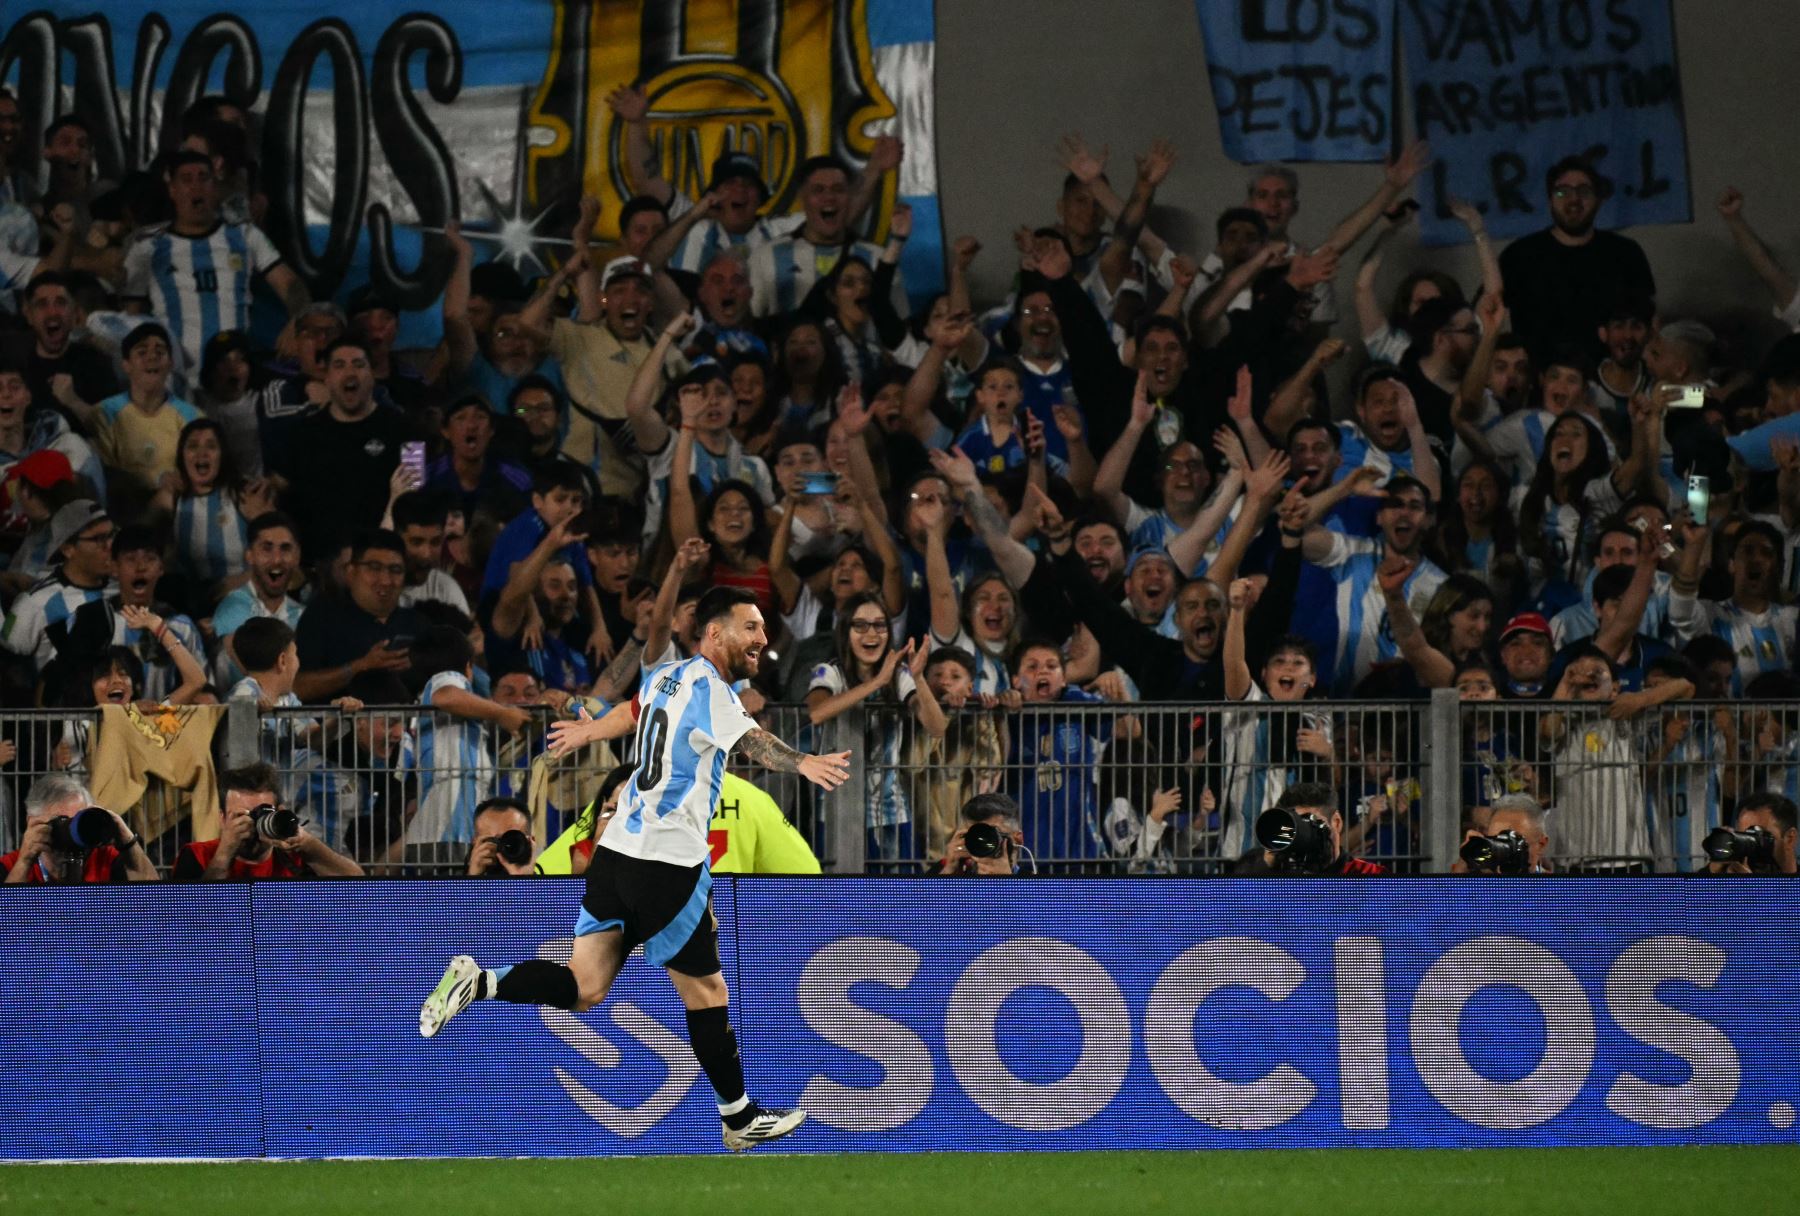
top-left (1498, 229), bottom-right (1656, 365)
top-left (27, 341), bottom-right (118, 434)
top-left (1399, 351), bottom-right (1458, 452)
top-left (276, 405), bottom-right (414, 560)
top-left (294, 595), bottom-right (424, 680)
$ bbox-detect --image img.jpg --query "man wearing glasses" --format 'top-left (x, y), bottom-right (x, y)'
top-left (291, 529), bottom-right (421, 703)
top-left (1, 499), bottom-right (114, 669)
top-left (1499, 155), bottom-right (1656, 366)
top-left (173, 762), bottom-right (363, 880)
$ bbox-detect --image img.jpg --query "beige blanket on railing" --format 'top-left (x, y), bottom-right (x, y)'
top-left (90, 703), bottom-right (225, 840)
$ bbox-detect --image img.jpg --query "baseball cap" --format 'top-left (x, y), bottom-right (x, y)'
top-left (1499, 612), bottom-right (1552, 643)
top-left (48, 500), bottom-right (110, 555)
top-left (599, 255), bottom-right (653, 292)
top-left (5, 450), bottom-right (75, 492)
top-left (706, 151), bottom-right (769, 200)
top-left (1125, 545), bottom-right (1176, 578)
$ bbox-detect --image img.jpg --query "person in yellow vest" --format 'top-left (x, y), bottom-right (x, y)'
top-left (538, 767), bottom-right (819, 876)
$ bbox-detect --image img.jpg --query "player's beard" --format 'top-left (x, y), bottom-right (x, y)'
top-left (728, 641), bottom-right (760, 681)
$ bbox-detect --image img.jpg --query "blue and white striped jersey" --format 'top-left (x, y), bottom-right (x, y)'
top-left (1, 572), bottom-right (111, 666)
top-left (1643, 717), bottom-right (1723, 872)
top-left (122, 220), bottom-right (282, 375)
top-left (1314, 534), bottom-right (1447, 694)
top-left (403, 670), bottom-right (492, 848)
top-left (927, 625), bottom-right (1010, 698)
top-left (1221, 683), bottom-right (1289, 858)
top-left (1667, 592), bottom-right (1799, 696)
top-left (663, 192), bottom-right (800, 276)
top-left (605, 654), bottom-right (759, 866)
top-left (1550, 568), bottom-right (1673, 647)
top-left (747, 235), bottom-right (896, 319)
top-left (173, 489), bottom-right (249, 584)
top-left (1335, 421), bottom-right (1420, 483)
top-left (227, 674), bottom-right (313, 800)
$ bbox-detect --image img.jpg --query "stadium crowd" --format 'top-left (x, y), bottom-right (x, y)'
top-left (3, 84), bottom-right (1800, 881)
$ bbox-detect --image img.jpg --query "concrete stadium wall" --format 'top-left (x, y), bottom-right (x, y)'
top-left (934, 0), bottom-right (1800, 359)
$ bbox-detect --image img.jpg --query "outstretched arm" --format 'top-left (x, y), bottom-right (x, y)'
top-left (1321, 141), bottom-right (1432, 254)
top-left (1264, 339), bottom-right (1347, 439)
top-left (737, 728), bottom-right (852, 790)
top-left (933, 446), bottom-right (1035, 590)
top-left (608, 85), bottom-right (672, 204)
top-left (1717, 187), bottom-right (1798, 310)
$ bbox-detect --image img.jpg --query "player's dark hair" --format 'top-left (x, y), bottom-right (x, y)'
top-left (1737, 791), bottom-right (1799, 834)
top-left (321, 335), bottom-right (372, 366)
top-left (832, 592), bottom-right (893, 682)
top-left (696, 586), bottom-right (758, 634)
top-left (1275, 782), bottom-right (1337, 813)
top-left (247, 511), bottom-right (299, 549)
top-left (532, 464), bottom-right (587, 500)
top-left (234, 617), bottom-right (297, 674)
top-left (349, 528), bottom-right (405, 564)
top-left (1215, 206), bottom-right (1267, 240)
top-left (110, 523), bottom-right (162, 559)
top-left (410, 623), bottom-right (474, 684)
top-left (961, 791), bottom-right (1020, 825)
top-left (474, 796), bottom-right (531, 825)
top-left (89, 645), bottom-right (144, 702)
top-left (392, 490), bottom-right (451, 533)
top-left (926, 646), bottom-right (977, 683)
top-left (219, 762), bottom-right (280, 806)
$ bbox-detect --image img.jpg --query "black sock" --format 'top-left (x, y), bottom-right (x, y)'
top-left (491, 960), bottom-right (579, 1008)
top-left (685, 1005), bottom-right (749, 1121)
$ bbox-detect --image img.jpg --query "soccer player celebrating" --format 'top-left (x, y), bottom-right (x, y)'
top-left (418, 587), bottom-right (850, 1151)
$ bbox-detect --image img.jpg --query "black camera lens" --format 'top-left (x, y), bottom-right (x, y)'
top-left (1703, 826), bottom-right (1774, 866)
top-left (963, 821), bottom-right (1004, 859)
top-left (1254, 808), bottom-right (1334, 871)
top-left (48, 808), bottom-right (120, 853)
top-left (250, 806), bottom-right (300, 841)
top-left (495, 829), bottom-right (533, 865)
top-left (1460, 829), bottom-right (1530, 875)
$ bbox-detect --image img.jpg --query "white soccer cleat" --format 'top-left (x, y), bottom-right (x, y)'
top-left (721, 1104), bottom-right (807, 1152)
top-left (420, 954), bottom-right (482, 1038)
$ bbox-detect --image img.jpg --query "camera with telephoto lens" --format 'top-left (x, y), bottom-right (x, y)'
top-left (963, 821), bottom-right (1005, 860)
top-left (1703, 825), bottom-right (1775, 868)
top-left (48, 807), bottom-right (119, 853)
top-left (249, 804), bottom-right (300, 841)
top-left (495, 829), bottom-right (533, 866)
top-left (1461, 829), bottom-right (1531, 875)
top-left (1255, 807), bottom-right (1335, 872)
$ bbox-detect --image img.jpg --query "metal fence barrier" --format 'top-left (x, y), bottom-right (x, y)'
top-left (4, 690), bottom-right (1792, 877)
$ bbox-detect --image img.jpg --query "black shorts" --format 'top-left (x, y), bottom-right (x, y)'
top-left (576, 847), bottom-right (721, 977)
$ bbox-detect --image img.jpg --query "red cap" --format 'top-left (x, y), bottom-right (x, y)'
top-left (4, 450), bottom-right (75, 491)
top-left (1500, 612), bottom-right (1552, 642)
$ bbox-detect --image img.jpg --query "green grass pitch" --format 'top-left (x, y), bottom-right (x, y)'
top-left (3, 1146), bottom-right (1795, 1215)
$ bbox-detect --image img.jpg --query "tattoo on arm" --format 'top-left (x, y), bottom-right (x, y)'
top-left (737, 727), bottom-right (804, 773)
top-left (962, 486), bottom-right (1010, 543)
top-left (596, 638), bottom-right (644, 700)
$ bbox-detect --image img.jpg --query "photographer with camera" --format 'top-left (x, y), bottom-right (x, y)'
top-left (2, 775), bottom-right (157, 884)
top-left (1248, 782), bottom-right (1387, 875)
top-left (173, 763), bottom-right (364, 880)
top-left (938, 792), bottom-right (1031, 877)
top-left (465, 797), bottom-right (540, 876)
top-left (1456, 795), bottom-right (1554, 875)
top-left (1703, 791), bottom-right (1798, 875)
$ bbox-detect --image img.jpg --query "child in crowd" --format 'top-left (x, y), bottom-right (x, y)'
top-left (392, 624), bottom-right (531, 864)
